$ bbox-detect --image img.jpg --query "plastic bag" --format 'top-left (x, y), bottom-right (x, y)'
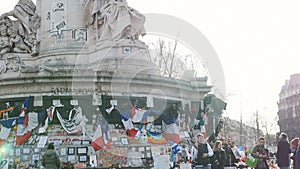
top-left (246, 150), bottom-right (259, 168)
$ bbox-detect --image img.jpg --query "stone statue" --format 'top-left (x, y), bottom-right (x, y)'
top-left (0, 22), bottom-right (11, 56)
top-left (84, 0), bottom-right (108, 28)
top-left (0, 0), bottom-right (40, 56)
top-left (0, 0), bottom-right (38, 36)
top-left (84, 0), bottom-right (146, 41)
top-left (8, 27), bottom-right (31, 53)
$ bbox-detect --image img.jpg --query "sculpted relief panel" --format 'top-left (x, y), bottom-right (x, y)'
top-left (0, 0), bottom-right (40, 56)
top-left (0, 0), bottom-right (149, 77)
top-left (84, 0), bottom-right (146, 42)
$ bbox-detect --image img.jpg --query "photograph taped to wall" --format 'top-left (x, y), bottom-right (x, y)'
top-left (68, 155), bottom-right (76, 162)
top-left (32, 154), bottom-right (40, 161)
top-left (15, 149), bottom-right (21, 156)
top-left (110, 100), bottom-right (117, 106)
top-left (22, 155), bottom-right (30, 161)
top-left (68, 147), bottom-right (75, 155)
top-left (89, 155), bottom-right (97, 167)
top-left (9, 149), bottom-right (14, 156)
top-left (79, 155), bottom-right (88, 162)
top-left (81, 140), bottom-right (90, 145)
top-left (23, 148), bottom-right (30, 154)
top-left (70, 100), bottom-right (78, 105)
top-left (60, 147), bottom-right (67, 156)
top-left (77, 147), bottom-right (88, 155)
top-left (121, 137), bottom-right (129, 144)
top-left (34, 148), bottom-right (40, 153)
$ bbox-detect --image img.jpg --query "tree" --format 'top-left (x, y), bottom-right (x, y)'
top-left (146, 37), bottom-right (194, 78)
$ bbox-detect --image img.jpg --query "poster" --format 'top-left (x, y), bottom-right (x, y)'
top-left (37, 136), bottom-right (48, 148)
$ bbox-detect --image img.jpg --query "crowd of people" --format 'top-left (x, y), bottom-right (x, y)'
top-left (190, 133), bottom-right (244, 169)
top-left (190, 132), bottom-right (300, 169)
top-left (11, 131), bottom-right (300, 169)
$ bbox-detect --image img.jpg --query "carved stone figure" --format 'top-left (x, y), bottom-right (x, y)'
top-left (0, 0), bottom-right (37, 36)
top-left (84, 0), bottom-right (146, 41)
top-left (0, 23), bottom-right (11, 56)
top-left (24, 33), bottom-right (39, 56)
top-left (8, 27), bottom-right (31, 53)
top-left (84, 0), bottom-right (108, 27)
top-left (0, 0), bottom-right (40, 56)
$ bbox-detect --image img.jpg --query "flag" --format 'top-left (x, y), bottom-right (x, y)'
top-left (37, 111), bottom-right (48, 134)
top-left (131, 106), bottom-right (138, 119)
top-left (26, 112), bottom-right (38, 131)
top-left (91, 123), bottom-right (104, 151)
top-left (38, 117), bottom-right (48, 134)
top-left (162, 121), bottom-right (181, 144)
top-left (23, 96), bottom-right (31, 110)
top-left (56, 108), bottom-right (85, 135)
top-left (46, 106), bottom-right (55, 122)
top-left (37, 111), bottom-right (47, 125)
top-left (0, 118), bottom-right (15, 146)
top-left (121, 116), bottom-right (133, 130)
top-left (172, 143), bottom-right (181, 154)
top-left (126, 128), bottom-right (139, 138)
top-left (132, 109), bottom-right (151, 123)
top-left (91, 120), bottom-right (111, 151)
top-left (106, 105), bottom-right (114, 114)
top-left (15, 111), bottom-right (31, 145)
top-left (172, 143), bottom-right (182, 162)
top-left (147, 131), bottom-right (167, 144)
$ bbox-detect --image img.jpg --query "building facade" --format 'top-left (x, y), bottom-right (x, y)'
top-left (278, 74), bottom-right (300, 138)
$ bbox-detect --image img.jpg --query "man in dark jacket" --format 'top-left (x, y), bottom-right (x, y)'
top-left (42, 143), bottom-right (61, 169)
top-left (276, 132), bottom-right (291, 169)
top-left (251, 137), bottom-right (269, 169)
top-left (193, 133), bottom-right (214, 169)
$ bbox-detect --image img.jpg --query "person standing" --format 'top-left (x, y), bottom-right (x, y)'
top-left (291, 137), bottom-right (299, 169)
top-left (223, 138), bottom-right (239, 167)
top-left (251, 137), bottom-right (269, 169)
top-left (276, 132), bottom-right (291, 169)
top-left (42, 143), bottom-right (61, 169)
top-left (193, 133), bottom-right (214, 169)
top-left (294, 142), bottom-right (300, 169)
top-left (212, 141), bottom-right (227, 169)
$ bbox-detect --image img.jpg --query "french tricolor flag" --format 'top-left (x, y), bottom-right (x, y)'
top-left (15, 110), bottom-right (31, 145)
top-left (91, 120), bottom-right (111, 151)
top-left (0, 118), bottom-right (16, 146)
top-left (15, 110), bottom-right (38, 145)
top-left (162, 121), bottom-right (181, 144)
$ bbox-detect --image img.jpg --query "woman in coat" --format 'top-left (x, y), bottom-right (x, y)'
top-left (276, 132), bottom-right (291, 169)
top-left (42, 143), bottom-right (61, 169)
top-left (212, 141), bottom-right (227, 169)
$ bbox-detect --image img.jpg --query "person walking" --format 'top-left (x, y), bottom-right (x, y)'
top-left (276, 132), bottom-right (291, 169)
top-left (251, 137), bottom-right (269, 169)
top-left (193, 133), bottom-right (214, 169)
top-left (211, 141), bottom-right (227, 169)
top-left (42, 143), bottom-right (61, 169)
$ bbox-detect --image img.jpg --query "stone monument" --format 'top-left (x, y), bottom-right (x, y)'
top-left (0, 0), bottom-right (212, 167)
top-left (0, 0), bottom-right (210, 102)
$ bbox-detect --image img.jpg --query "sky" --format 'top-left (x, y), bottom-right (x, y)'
top-left (130, 0), bottom-right (300, 134)
top-left (2, 0), bottom-right (300, 133)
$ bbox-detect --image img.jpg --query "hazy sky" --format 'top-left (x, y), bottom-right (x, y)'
top-left (2, 0), bottom-right (300, 133)
top-left (130, 1), bottom-right (300, 133)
